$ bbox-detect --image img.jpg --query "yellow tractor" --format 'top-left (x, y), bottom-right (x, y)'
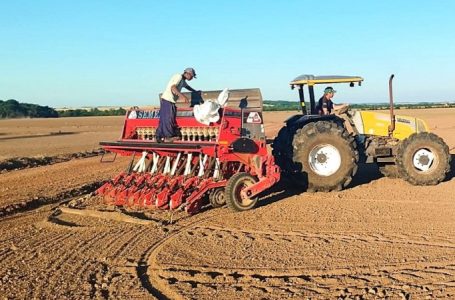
top-left (272, 74), bottom-right (451, 191)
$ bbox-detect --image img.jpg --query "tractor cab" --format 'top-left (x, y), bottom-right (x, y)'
top-left (290, 75), bottom-right (363, 115)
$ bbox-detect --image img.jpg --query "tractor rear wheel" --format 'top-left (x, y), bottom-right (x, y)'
top-left (377, 162), bottom-right (399, 178)
top-left (209, 188), bottom-right (225, 208)
top-left (292, 121), bottom-right (359, 192)
top-left (225, 173), bottom-right (258, 212)
top-left (396, 132), bottom-right (450, 185)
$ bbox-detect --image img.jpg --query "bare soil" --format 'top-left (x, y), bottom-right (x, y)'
top-left (1, 109), bottom-right (455, 299)
top-left (0, 116), bottom-right (123, 160)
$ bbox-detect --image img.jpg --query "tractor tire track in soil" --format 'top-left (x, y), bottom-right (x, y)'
top-left (0, 149), bottom-right (105, 173)
top-left (0, 204), bottom-right (172, 299)
top-left (1, 169), bottom-right (455, 300)
top-left (0, 155), bottom-right (128, 217)
top-left (2, 174), bottom-right (455, 299)
top-left (0, 182), bottom-right (102, 218)
top-left (136, 209), bottom-right (229, 300)
top-left (148, 224), bottom-right (455, 299)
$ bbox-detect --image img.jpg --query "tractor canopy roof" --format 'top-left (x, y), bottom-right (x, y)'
top-left (290, 75), bottom-right (364, 86)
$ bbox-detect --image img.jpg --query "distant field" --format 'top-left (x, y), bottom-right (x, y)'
top-left (0, 116), bottom-right (123, 160)
top-left (0, 108), bottom-right (454, 161)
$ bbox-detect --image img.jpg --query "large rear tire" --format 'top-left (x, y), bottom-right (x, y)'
top-left (225, 173), bottom-right (258, 212)
top-left (292, 121), bottom-right (359, 192)
top-left (396, 132), bottom-right (450, 185)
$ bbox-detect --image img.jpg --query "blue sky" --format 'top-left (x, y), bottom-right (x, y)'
top-left (1, 0), bottom-right (454, 108)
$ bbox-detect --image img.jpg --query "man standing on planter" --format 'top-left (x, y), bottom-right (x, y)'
top-left (157, 67), bottom-right (199, 142)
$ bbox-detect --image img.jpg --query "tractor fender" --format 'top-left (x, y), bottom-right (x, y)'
top-left (284, 114), bottom-right (344, 130)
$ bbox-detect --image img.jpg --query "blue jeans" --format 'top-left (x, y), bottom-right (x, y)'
top-left (156, 99), bottom-right (177, 138)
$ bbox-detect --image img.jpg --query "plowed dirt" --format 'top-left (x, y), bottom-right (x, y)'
top-left (1, 109), bottom-right (454, 299)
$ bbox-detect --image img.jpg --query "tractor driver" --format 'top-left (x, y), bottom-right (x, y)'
top-left (317, 87), bottom-right (348, 115)
top-left (156, 68), bottom-right (200, 143)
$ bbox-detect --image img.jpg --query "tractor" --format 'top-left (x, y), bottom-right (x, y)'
top-left (272, 74), bottom-right (451, 192)
top-left (96, 74), bottom-right (450, 215)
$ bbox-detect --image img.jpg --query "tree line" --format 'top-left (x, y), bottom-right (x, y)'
top-left (0, 99), bottom-right (126, 118)
top-left (263, 100), bottom-right (455, 111)
top-left (58, 107), bottom-right (126, 117)
top-left (1, 99), bottom-right (454, 119)
top-left (0, 99), bottom-right (58, 118)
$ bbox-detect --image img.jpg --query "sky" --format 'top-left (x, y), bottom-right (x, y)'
top-left (1, 0), bottom-right (454, 108)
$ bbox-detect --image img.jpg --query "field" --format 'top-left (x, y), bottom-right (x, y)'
top-left (1, 108), bottom-right (455, 299)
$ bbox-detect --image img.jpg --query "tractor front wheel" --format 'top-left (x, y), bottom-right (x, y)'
top-left (396, 132), bottom-right (450, 185)
top-left (225, 173), bottom-right (258, 212)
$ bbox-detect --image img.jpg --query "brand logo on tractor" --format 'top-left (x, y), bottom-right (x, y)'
top-left (246, 112), bottom-right (262, 124)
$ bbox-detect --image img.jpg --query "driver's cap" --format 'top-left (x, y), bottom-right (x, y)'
top-left (324, 87), bottom-right (336, 94)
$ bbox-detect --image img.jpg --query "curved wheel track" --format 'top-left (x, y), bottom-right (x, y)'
top-left (143, 224), bottom-right (455, 299)
top-left (2, 188), bottom-right (455, 299)
top-left (0, 205), bottom-right (170, 299)
top-left (139, 210), bottom-right (229, 300)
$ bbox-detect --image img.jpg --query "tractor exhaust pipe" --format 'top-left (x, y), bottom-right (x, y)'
top-left (388, 74), bottom-right (396, 137)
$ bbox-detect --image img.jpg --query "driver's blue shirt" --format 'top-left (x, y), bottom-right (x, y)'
top-left (316, 96), bottom-right (334, 115)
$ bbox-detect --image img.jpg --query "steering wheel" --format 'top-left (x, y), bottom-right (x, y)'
top-left (336, 105), bottom-right (349, 115)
